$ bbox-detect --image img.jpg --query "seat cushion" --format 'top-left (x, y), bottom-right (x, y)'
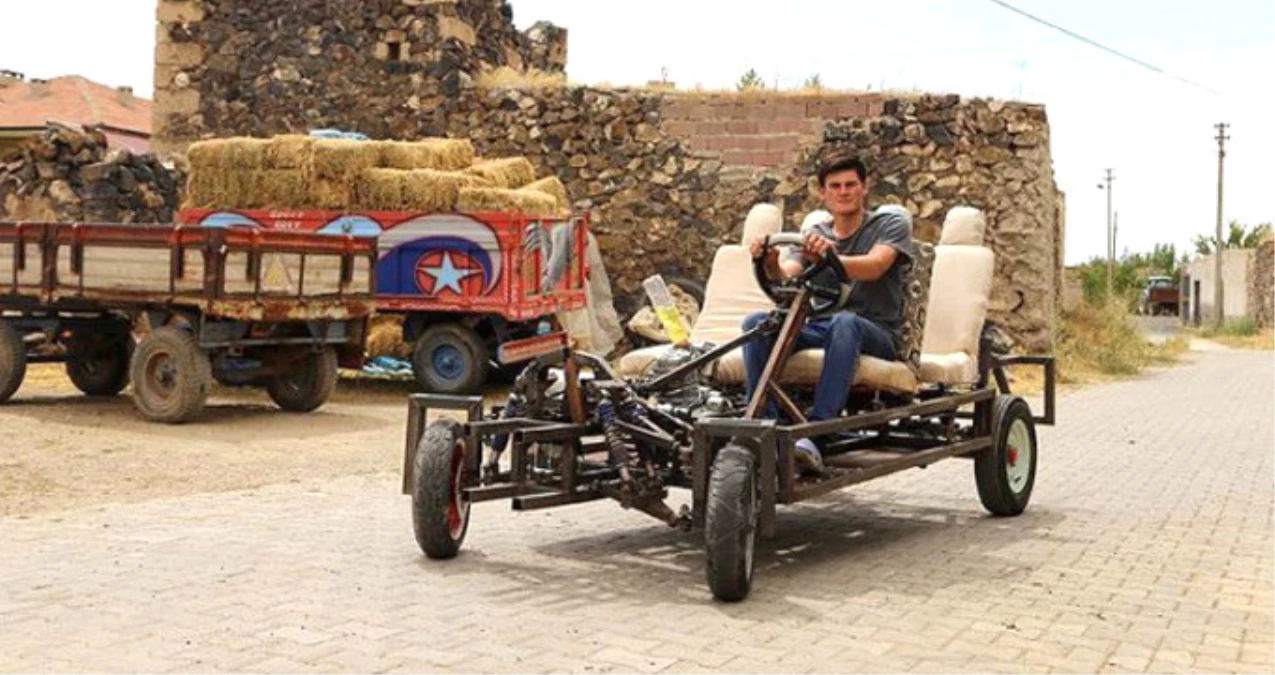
top-left (918, 245), bottom-right (993, 384)
top-left (714, 348), bottom-right (917, 394)
top-left (617, 343), bottom-right (674, 378)
top-left (918, 352), bottom-right (976, 384)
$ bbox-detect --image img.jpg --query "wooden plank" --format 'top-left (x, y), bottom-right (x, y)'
top-left (19, 244), bottom-right (40, 286)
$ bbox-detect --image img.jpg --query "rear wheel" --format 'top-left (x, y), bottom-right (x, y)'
top-left (975, 395), bottom-right (1038, 516)
top-left (705, 444), bottom-right (758, 602)
top-left (266, 347), bottom-right (338, 412)
top-left (66, 335), bottom-right (132, 396)
top-left (412, 323), bottom-right (489, 394)
top-left (412, 419), bottom-right (471, 559)
top-left (0, 322), bottom-right (26, 403)
top-left (130, 327), bottom-right (210, 424)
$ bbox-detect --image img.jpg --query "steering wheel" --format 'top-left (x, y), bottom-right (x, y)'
top-left (751, 232), bottom-right (854, 318)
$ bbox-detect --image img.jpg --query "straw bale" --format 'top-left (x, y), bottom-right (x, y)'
top-left (521, 176), bottom-right (570, 212)
top-left (464, 157), bottom-right (536, 189)
top-left (310, 178), bottom-right (354, 210)
top-left (250, 169), bottom-right (309, 209)
top-left (353, 169), bottom-right (406, 210)
top-left (312, 139), bottom-right (378, 179)
top-left (366, 314), bottom-right (411, 359)
top-left (184, 169), bottom-right (254, 209)
top-left (456, 187), bottom-right (558, 216)
top-left (265, 135), bottom-right (316, 170)
top-left (378, 138), bottom-right (475, 171)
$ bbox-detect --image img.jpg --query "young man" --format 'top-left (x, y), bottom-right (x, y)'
top-left (743, 155), bottom-right (914, 472)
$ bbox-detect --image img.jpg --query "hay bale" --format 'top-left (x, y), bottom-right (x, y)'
top-left (251, 169), bottom-right (309, 209)
top-left (184, 169), bottom-right (254, 209)
top-left (186, 140), bottom-right (231, 170)
top-left (521, 176), bottom-right (570, 212)
top-left (265, 135), bottom-right (315, 170)
top-left (366, 314), bottom-right (411, 359)
top-left (353, 169), bottom-right (406, 210)
top-left (311, 139), bottom-right (378, 179)
top-left (398, 170), bottom-right (491, 212)
top-left (456, 187), bottom-right (559, 216)
top-left (464, 157), bottom-right (536, 189)
top-left (379, 138), bottom-right (475, 171)
top-left (310, 178), bottom-right (354, 210)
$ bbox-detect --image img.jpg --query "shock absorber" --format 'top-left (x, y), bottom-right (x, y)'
top-left (597, 397), bottom-right (633, 483)
top-left (488, 392), bottom-right (524, 473)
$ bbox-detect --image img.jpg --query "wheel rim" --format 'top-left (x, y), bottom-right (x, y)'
top-left (1005, 418), bottom-right (1033, 494)
top-left (431, 344), bottom-right (466, 383)
top-left (144, 351), bottom-right (178, 401)
top-left (447, 440), bottom-right (469, 540)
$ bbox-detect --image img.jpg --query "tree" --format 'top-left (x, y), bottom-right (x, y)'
top-left (803, 73), bottom-right (823, 90)
top-left (736, 68), bottom-right (765, 92)
top-left (1192, 220), bottom-right (1272, 254)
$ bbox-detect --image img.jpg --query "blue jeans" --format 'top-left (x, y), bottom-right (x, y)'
top-left (742, 310), bottom-right (897, 421)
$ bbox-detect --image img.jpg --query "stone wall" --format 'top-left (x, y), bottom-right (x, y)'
top-left (152, 0), bottom-right (1062, 352)
top-left (0, 126), bottom-right (183, 224)
top-left (1249, 236), bottom-right (1273, 329)
top-left (153, 0), bottom-right (566, 155)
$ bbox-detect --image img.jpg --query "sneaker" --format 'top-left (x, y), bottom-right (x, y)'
top-left (793, 438), bottom-right (825, 476)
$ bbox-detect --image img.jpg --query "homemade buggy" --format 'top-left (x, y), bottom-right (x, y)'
top-left (402, 205), bottom-right (1055, 601)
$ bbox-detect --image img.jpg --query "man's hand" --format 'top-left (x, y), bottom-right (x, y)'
top-left (748, 234), bottom-right (769, 259)
top-left (802, 231), bottom-right (836, 261)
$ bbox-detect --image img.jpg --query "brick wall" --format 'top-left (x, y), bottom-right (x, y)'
top-left (662, 94), bottom-right (884, 168)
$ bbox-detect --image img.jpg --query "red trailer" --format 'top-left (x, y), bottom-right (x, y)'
top-left (179, 209), bottom-right (589, 393)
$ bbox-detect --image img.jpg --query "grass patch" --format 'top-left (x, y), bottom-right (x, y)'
top-left (1193, 324), bottom-right (1274, 350)
top-left (1053, 299), bottom-right (1186, 386)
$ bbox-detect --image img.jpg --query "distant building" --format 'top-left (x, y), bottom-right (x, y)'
top-left (1182, 249), bottom-right (1255, 326)
top-left (0, 71), bottom-right (151, 156)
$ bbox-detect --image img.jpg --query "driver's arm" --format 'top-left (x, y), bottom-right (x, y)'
top-left (837, 244), bottom-right (899, 282)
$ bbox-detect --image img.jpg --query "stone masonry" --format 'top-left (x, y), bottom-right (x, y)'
top-left (153, 0), bottom-right (1062, 351)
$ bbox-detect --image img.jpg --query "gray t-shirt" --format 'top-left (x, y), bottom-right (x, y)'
top-left (786, 208), bottom-right (914, 335)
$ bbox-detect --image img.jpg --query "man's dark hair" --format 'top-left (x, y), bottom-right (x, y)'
top-left (817, 154), bottom-right (868, 186)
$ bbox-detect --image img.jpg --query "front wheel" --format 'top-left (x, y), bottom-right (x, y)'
top-left (974, 395), bottom-right (1038, 516)
top-left (412, 419), bottom-right (471, 559)
top-left (266, 347), bottom-right (338, 412)
top-left (705, 444), bottom-right (758, 602)
top-left (130, 327), bottom-right (210, 424)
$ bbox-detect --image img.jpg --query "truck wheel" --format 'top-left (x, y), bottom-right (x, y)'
top-left (412, 323), bottom-right (489, 394)
top-left (266, 346), bottom-right (338, 412)
top-left (66, 336), bottom-right (132, 397)
top-left (130, 326), bottom-right (210, 424)
top-left (705, 443), bottom-right (758, 602)
top-left (412, 419), bottom-right (471, 559)
top-left (974, 395), bottom-right (1038, 516)
top-left (0, 323), bottom-right (26, 403)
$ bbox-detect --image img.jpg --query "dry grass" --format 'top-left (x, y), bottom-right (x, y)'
top-left (1191, 325), bottom-right (1274, 351)
top-left (1051, 300), bottom-right (1187, 389)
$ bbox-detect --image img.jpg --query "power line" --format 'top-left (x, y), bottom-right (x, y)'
top-left (985, 0), bottom-right (1223, 96)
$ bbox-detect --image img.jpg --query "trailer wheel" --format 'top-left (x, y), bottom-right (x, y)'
top-left (266, 347), bottom-right (338, 412)
top-left (705, 443), bottom-right (758, 602)
top-left (130, 326), bottom-right (210, 424)
top-left (0, 322), bottom-right (26, 403)
top-left (412, 418), bottom-right (471, 559)
top-left (66, 336), bottom-right (132, 397)
top-left (975, 395), bottom-right (1038, 516)
top-left (412, 323), bottom-right (489, 395)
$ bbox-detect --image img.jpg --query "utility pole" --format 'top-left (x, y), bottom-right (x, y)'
top-left (1214, 122), bottom-right (1229, 329)
top-left (1098, 169), bottom-right (1115, 298)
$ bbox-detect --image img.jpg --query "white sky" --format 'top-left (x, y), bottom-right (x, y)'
top-left (1, 0), bottom-right (1270, 264)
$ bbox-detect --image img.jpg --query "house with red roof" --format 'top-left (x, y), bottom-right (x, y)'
top-left (0, 70), bottom-right (151, 157)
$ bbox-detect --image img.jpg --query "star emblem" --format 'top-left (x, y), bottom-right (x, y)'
top-left (421, 252), bottom-right (477, 295)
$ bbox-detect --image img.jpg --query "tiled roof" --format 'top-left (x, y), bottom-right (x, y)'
top-left (0, 75), bottom-right (151, 135)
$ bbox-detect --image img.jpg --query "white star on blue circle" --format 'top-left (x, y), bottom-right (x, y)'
top-left (424, 253), bottom-right (477, 295)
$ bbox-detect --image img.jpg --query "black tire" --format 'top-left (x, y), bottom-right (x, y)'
top-left (130, 326), bottom-right (211, 424)
top-left (266, 346), bottom-right (338, 412)
top-left (412, 418), bottom-right (471, 559)
top-left (665, 275), bottom-right (706, 312)
top-left (0, 322), bottom-right (26, 404)
top-left (975, 395), bottom-right (1038, 516)
top-left (412, 323), bottom-right (489, 395)
top-left (66, 336), bottom-right (132, 397)
top-left (705, 443), bottom-right (758, 602)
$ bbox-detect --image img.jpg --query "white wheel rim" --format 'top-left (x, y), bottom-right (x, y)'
top-left (1005, 418), bottom-right (1033, 494)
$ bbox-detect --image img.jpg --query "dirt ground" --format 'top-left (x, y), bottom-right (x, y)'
top-left (0, 363), bottom-right (491, 518)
